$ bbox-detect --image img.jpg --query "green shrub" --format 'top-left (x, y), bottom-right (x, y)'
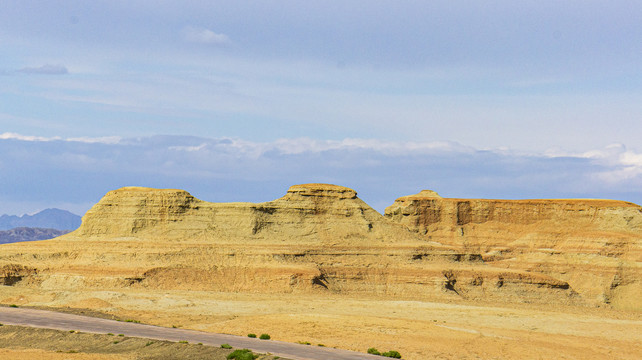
top-left (317, 344), bottom-right (326, 347)
top-left (247, 333), bottom-right (257, 338)
top-left (259, 333), bottom-right (271, 340)
top-left (221, 344), bottom-right (233, 349)
top-left (9, 304), bottom-right (18, 308)
top-left (227, 349), bottom-right (259, 360)
top-left (107, 333), bottom-right (114, 336)
top-left (382, 350), bottom-right (402, 358)
top-left (145, 341), bottom-right (154, 346)
top-left (297, 341), bottom-right (311, 345)
top-left (367, 348), bottom-right (381, 355)
top-left (179, 340), bottom-right (188, 344)
top-left (118, 334), bottom-right (124, 337)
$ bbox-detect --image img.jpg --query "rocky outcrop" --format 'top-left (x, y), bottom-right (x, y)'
top-left (71, 184), bottom-right (423, 246)
top-left (5, 184), bottom-right (641, 310)
top-left (385, 190), bottom-right (642, 310)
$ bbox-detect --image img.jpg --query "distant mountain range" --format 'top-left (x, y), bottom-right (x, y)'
top-left (0, 227), bottom-right (72, 244)
top-left (0, 208), bottom-right (81, 231)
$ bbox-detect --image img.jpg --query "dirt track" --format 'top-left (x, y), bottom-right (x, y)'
top-left (0, 307), bottom-right (381, 360)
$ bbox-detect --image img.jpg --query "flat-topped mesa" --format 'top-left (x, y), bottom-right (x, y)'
top-left (385, 190), bottom-right (642, 234)
top-left (384, 189), bottom-right (642, 309)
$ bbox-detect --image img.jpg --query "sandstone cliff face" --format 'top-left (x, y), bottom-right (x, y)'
top-left (385, 190), bottom-right (642, 310)
top-left (73, 184), bottom-right (421, 245)
top-left (4, 184), bottom-right (639, 310)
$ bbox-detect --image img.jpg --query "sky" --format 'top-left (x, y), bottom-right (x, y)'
top-left (1, 1), bottom-right (641, 215)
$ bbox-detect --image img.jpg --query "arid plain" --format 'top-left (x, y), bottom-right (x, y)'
top-left (1, 184), bottom-right (641, 359)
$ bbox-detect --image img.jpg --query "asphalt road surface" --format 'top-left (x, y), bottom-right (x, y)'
top-left (0, 306), bottom-right (386, 360)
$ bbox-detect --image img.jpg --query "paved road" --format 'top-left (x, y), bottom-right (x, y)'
top-left (0, 306), bottom-right (385, 360)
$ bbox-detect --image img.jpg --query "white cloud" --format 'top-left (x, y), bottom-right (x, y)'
top-left (182, 26), bottom-right (230, 45)
top-left (545, 144), bottom-right (642, 185)
top-left (0, 132), bottom-right (121, 144)
top-left (0, 132), bottom-right (61, 142)
top-left (18, 64), bottom-right (69, 75)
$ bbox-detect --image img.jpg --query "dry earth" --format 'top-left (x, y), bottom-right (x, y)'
top-left (0, 324), bottom-right (238, 360)
top-left (1, 184), bottom-right (641, 359)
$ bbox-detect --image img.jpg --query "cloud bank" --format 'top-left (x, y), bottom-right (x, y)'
top-left (1, 133), bottom-right (641, 216)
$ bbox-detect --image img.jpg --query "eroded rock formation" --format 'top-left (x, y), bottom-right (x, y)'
top-left (385, 190), bottom-right (642, 310)
top-left (1, 184), bottom-right (640, 310)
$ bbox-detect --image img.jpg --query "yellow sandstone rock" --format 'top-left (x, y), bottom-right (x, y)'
top-left (385, 190), bottom-right (642, 310)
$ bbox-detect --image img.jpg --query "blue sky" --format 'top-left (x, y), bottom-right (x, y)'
top-left (1, 1), bottom-right (641, 215)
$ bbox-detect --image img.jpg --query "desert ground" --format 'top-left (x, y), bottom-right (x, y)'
top-left (1, 288), bottom-right (641, 359)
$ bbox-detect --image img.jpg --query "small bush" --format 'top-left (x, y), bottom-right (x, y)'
top-left (145, 341), bottom-right (154, 347)
top-left (317, 344), bottom-right (326, 347)
top-left (0, 323), bottom-right (3, 326)
top-left (107, 333), bottom-right (114, 336)
top-left (125, 319), bottom-right (140, 323)
top-left (368, 348), bottom-right (381, 355)
top-left (382, 350), bottom-right (402, 358)
top-left (113, 341), bottom-right (120, 344)
top-left (9, 304), bottom-right (18, 308)
top-left (259, 333), bottom-right (271, 340)
top-left (227, 349), bottom-right (259, 360)
top-left (69, 330), bottom-right (75, 333)
top-left (179, 340), bottom-right (188, 344)
top-left (118, 334), bottom-right (124, 337)
top-left (297, 341), bottom-right (311, 345)
top-left (221, 344), bottom-right (233, 349)
top-left (247, 333), bottom-right (257, 338)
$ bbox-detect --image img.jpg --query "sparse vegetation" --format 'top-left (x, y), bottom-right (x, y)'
top-left (368, 347), bottom-right (402, 358)
top-left (179, 340), bottom-right (189, 344)
top-left (227, 348), bottom-right (259, 360)
top-left (221, 343), bottom-right (233, 349)
top-left (145, 341), bottom-right (154, 346)
top-left (259, 333), bottom-right (271, 340)
top-left (247, 333), bottom-right (257, 338)
top-left (107, 333), bottom-right (114, 336)
top-left (113, 340), bottom-right (120, 344)
top-left (382, 350), bottom-right (402, 358)
top-left (9, 304), bottom-right (18, 308)
top-left (125, 319), bottom-right (140, 323)
top-left (118, 334), bottom-right (124, 337)
top-left (317, 343), bottom-right (325, 347)
top-left (297, 341), bottom-right (311, 345)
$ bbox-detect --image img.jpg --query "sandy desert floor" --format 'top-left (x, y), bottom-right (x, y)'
top-left (2, 287), bottom-right (641, 360)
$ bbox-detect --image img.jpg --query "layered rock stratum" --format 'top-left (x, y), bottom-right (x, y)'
top-left (385, 190), bottom-right (642, 310)
top-left (0, 184), bottom-right (586, 305)
top-left (1, 184), bottom-right (641, 359)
